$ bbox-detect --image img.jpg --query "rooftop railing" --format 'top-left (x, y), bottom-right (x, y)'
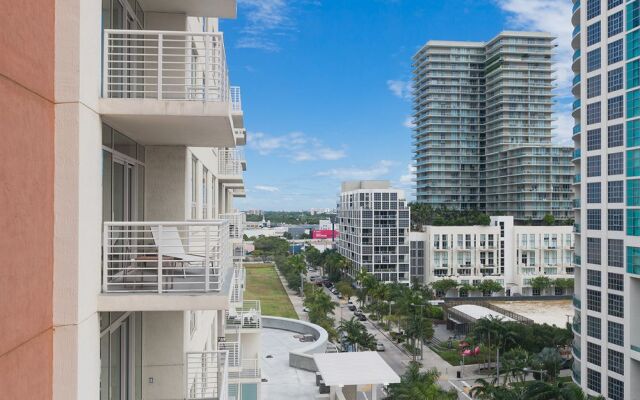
top-left (102, 220), bottom-right (230, 293)
top-left (186, 351), bottom-right (229, 400)
top-left (103, 29), bottom-right (229, 102)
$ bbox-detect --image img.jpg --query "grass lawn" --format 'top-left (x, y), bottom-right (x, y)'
top-left (244, 263), bottom-right (298, 319)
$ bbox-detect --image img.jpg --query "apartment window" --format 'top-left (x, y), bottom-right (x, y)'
top-left (609, 11), bottom-right (624, 36)
top-left (627, 209), bottom-right (640, 235)
top-left (587, 315), bottom-right (601, 339)
top-left (608, 181), bottom-right (623, 203)
top-left (608, 0), bottom-right (622, 9)
top-left (587, 369), bottom-right (601, 393)
top-left (587, 269), bottom-right (601, 287)
top-left (587, 209), bottom-right (601, 230)
top-left (608, 96), bottom-right (623, 119)
top-left (608, 320), bottom-right (624, 346)
top-left (608, 209), bottom-right (624, 231)
top-left (628, 179), bottom-right (640, 205)
top-left (629, 246), bottom-right (640, 271)
top-left (608, 124), bottom-right (623, 147)
top-left (608, 293), bottom-right (624, 317)
top-left (629, 120), bottom-right (640, 147)
top-left (608, 39), bottom-right (624, 64)
top-left (587, 182), bottom-right (601, 203)
top-left (587, 155), bottom-right (601, 177)
top-left (630, 61), bottom-right (640, 92)
top-left (587, 342), bottom-right (601, 366)
top-left (191, 156), bottom-right (198, 219)
top-left (609, 67), bottom-right (624, 91)
top-left (629, 0), bottom-right (640, 29)
top-left (608, 377), bottom-right (624, 400)
top-left (587, 102), bottom-right (601, 124)
top-left (587, 21), bottom-right (601, 46)
top-left (588, 237), bottom-right (602, 265)
top-left (608, 239), bottom-right (624, 267)
top-left (627, 149), bottom-right (640, 177)
top-left (587, 75), bottom-right (601, 98)
top-left (587, 289), bottom-right (602, 314)
top-left (587, 48), bottom-right (602, 72)
top-left (587, 0), bottom-right (601, 19)
top-left (628, 30), bottom-right (640, 59)
top-left (607, 349), bottom-right (625, 374)
top-left (608, 152), bottom-right (623, 175)
top-left (627, 89), bottom-right (640, 118)
top-left (608, 272), bottom-right (624, 291)
top-left (587, 128), bottom-right (601, 150)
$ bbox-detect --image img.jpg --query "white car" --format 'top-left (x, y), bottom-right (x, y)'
top-left (376, 342), bottom-right (385, 352)
top-left (303, 307), bottom-right (310, 312)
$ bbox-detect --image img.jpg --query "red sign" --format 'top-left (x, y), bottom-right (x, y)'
top-left (312, 230), bottom-right (339, 239)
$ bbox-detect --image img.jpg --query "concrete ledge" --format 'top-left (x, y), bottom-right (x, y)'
top-left (262, 316), bottom-right (328, 372)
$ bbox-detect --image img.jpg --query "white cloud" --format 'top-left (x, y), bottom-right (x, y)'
top-left (316, 160), bottom-right (395, 180)
top-left (399, 163), bottom-right (416, 186)
top-left (553, 112), bottom-right (574, 146)
top-left (247, 131), bottom-right (347, 161)
top-left (254, 185), bottom-right (280, 192)
top-left (387, 79), bottom-right (413, 100)
top-left (237, 0), bottom-right (291, 51)
top-left (403, 116), bottom-right (416, 129)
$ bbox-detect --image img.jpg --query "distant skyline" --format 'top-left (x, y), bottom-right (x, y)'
top-left (223, 0), bottom-right (573, 210)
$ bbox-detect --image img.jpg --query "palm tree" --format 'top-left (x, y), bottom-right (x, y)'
top-left (500, 347), bottom-right (533, 385)
top-left (524, 380), bottom-right (603, 400)
top-left (338, 317), bottom-right (365, 352)
top-left (287, 254), bottom-right (307, 296)
top-left (385, 363), bottom-right (456, 400)
top-left (534, 347), bottom-right (563, 383)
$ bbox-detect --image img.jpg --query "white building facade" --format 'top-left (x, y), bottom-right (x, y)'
top-left (13, 1), bottom-right (262, 399)
top-left (571, 0), bottom-right (640, 398)
top-left (337, 181), bottom-right (411, 283)
top-left (410, 217), bottom-right (574, 297)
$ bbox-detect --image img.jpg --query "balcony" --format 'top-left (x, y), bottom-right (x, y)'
top-left (230, 86), bottom-right (244, 129)
top-left (572, 341), bottom-right (581, 359)
top-left (228, 358), bottom-right (260, 381)
top-left (573, 255), bottom-right (581, 266)
top-left (573, 199), bottom-right (580, 208)
top-left (185, 351), bottom-right (229, 400)
top-left (98, 220), bottom-right (234, 311)
top-left (218, 149), bottom-right (245, 183)
top-left (572, 148), bottom-right (581, 160)
top-left (226, 300), bottom-right (261, 330)
top-left (572, 313), bottom-right (581, 334)
top-left (572, 2), bottom-right (580, 26)
top-left (229, 267), bottom-right (244, 305)
top-left (573, 174), bottom-right (581, 184)
top-left (234, 128), bottom-right (246, 146)
top-left (572, 295), bottom-right (581, 309)
top-left (144, 0), bottom-right (236, 18)
top-left (573, 224), bottom-right (581, 233)
top-left (218, 341), bottom-right (241, 369)
top-left (100, 30), bottom-right (237, 147)
top-left (573, 124), bottom-right (581, 137)
top-left (220, 212), bottom-right (245, 240)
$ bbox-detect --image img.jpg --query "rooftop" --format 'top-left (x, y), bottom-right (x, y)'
top-left (313, 351), bottom-right (401, 387)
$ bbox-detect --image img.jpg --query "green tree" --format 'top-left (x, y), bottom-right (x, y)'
top-left (553, 278), bottom-right (574, 295)
top-left (430, 279), bottom-right (459, 297)
top-left (304, 246), bottom-right (322, 267)
top-left (385, 363), bottom-right (457, 400)
top-left (530, 276), bottom-right (553, 295)
top-left (542, 214), bottom-right (556, 225)
top-left (336, 280), bottom-right (355, 301)
top-left (475, 280), bottom-right (504, 296)
top-left (533, 347), bottom-right (563, 383)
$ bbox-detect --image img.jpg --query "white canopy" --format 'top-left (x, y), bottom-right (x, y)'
top-left (313, 352), bottom-right (401, 387)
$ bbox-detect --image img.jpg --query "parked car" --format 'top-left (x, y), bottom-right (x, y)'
top-left (347, 305), bottom-right (356, 311)
top-left (302, 307), bottom-right (310, 312)
top-left (347, 299), bottom-right (354, 305)
top-left (357, 314), bottom-right (367, 321)
top-left (353, 309), bottom-right (363, 316)
top-left (376, 342), bottom-right (385, 352)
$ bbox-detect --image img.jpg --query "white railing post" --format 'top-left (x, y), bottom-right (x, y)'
top-left (204, 35), bottom-right (210, 102)
top-left (102, 224), bottom-right (109, 292)
top-left (204, 225), bottom-right (210, 291)
top-left (157, 224), bottom-right (163, 293)
top-left (157, 33), bottom-right (163, 100)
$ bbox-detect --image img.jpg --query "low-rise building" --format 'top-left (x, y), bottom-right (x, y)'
top-left (410, 217), bottom-right (574, 296)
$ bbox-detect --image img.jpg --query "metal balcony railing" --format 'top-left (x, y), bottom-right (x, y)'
top-left (103, 29), bottom-right (229, 101)
top-left (102, 221), bottom-right (231, 293)
top-left (218, 149), bottom-right (244, 176)
top-left (218, 341), bottom-right (240, 368)
top-left (226, 300), bottom-right (261, 329)
top-left (230, 86), bottom-right (242, 111)
top-left (229, 267), bottom-right (244, 305)
top-left (186, 351), bottom-right (229, 400)
top-left (220, 213), bottom-right (245, 240)
top-left (228, 359), bottom-right (260, 380)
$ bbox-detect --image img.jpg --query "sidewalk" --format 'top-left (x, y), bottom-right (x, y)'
top-left (273, 267), bottom-right (307, 321)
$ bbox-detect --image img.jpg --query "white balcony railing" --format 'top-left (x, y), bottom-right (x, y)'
top-left (102, 221), bottom-right (231, 293)
top-left (186, 351), bottom-right (229, 400)
top-left (229, 267), bottom-right (244, 304)
top-left (230, 86), bottom-right (242, 111)
top-left (220, 212), bottom-right (245, 239)
top-left (218, 149), bottom-right (244, 176)
top-left (226, 300), bottom-right (261, 329)
top-left (103, 29), bottom-right (229, 101)
top-left (229, 358), bottom-right (260, 380)
top-left (218, 341), bottom-right (240, 368)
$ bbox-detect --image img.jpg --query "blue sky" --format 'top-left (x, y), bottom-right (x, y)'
top-left (222, 0), bottom-right (574, 211)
